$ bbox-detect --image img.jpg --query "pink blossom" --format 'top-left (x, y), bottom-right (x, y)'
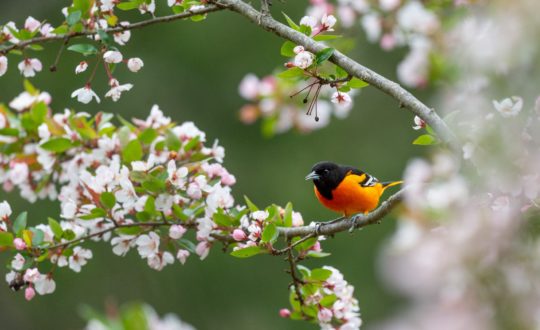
top-left (279, 308), bottom-right (291, 318)
top-left (232, 229), bottom-right (247, 241)
top-left (331, 92), bottom-right (352, 106)
top-left (0, 56), bottom-right (7, 76)
top-left (23, 268), bottom-right (40, 283)
top-left (318, 307), bottom-right (333, 323)
top-left (294, 51), bottom-right (314, 69)
top-left (195, 241), bottom-right (210, 260)
top-left (75, 61), bottom-right (88, 74)
top-left (24, 16), bottom-right (41, 32)
top-left (13, 238), bottom-right (26, 250)
top-left (127, 57), bottom-right (144, 72)
top-left (103, 50), bottom-right (123, 64)
top-left (25, 286), bottom-right (36, 301)
top-left (238, 74), bottom-right (260, 100)
top-left (169, 225), bottom-right (187, 239)
top-left (413, 115), bottom-right (426, 130)
top-left (176, 249), bottom-right (190, 264)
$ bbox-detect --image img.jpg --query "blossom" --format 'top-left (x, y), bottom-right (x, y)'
top-left (34, 275), bottom-right (56, 295)
top-left (114, 29), bottom-right (131, 45)
top-left (136, 232), bottom-right (160, 258)
top-left (279, 309), bottom-right (291, 318)
top-left (103, 50), bottom-right (123, 64)
top-left (111, 235), bottom-right (136, 256)
top-left (232, 229), bottom-right (247, 241)
top-left (105, 79), bottom-right (133, 102)
top-left (69, 247), bottom-right (93, 272)
top-left (100, 0), bottom-right (116, 11)
top-left (251, 210), bottom-right (269, 221)
top-left (127, 58), bottom-right (144, 72)
top-left (413, 115), bottom-right (426, 130)
top-left (13, 238), bottom-right (27, 250)
top-left (24, 16), bottom-right (41, 32)
top-left (0, 201), bottom-right (12, 220)
top-left (147, 252), bottom-right (174, 271)
top-left (492, 96), bottom-right (523, 118)
top-left (293, 45), bottom-right (305, 54)
top-left (167, 160), bottom-right (188, 187)
top-left (9, 163), bottom-right (29, 185)
top-left (195, 241), bottom-right (210, 260)
top-left (40, 23), bottom-right (54, 37)
top-left (18, 58), bottom-right (42, 77)
top-left (11, 253), bottom-right (25, 270)
top-left (294, 51), bottom-right (314, 69)
top-left (169, 225), bottom-right (187, 240)
top-left (25, 286), bottom-right (35, 301)
top-left (0, 56), bottom-right (7, 76)
top-left (321, 14), bottom-right (337, 31)
top-left (238, 74), bottom-right (260, 100)
top-left (176, 249), bottom-right (190, 264)
top-left (23, 268), bottom-right (40, 283)
top-left (300, 15), bottom-right (317, 29)
top-left (331, 92), bottom-right (352, 106)
top-left (318, 308), bottom-right (333, 323)
top-left (71, 86), bottom-right (101, 104)
top-left (75, 61), bottom-right (88, 74)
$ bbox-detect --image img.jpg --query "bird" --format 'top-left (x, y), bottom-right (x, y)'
top-left (305, 161), bottom-right (402, 218)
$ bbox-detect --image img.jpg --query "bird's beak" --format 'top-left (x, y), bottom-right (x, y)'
top-left (305, 171), bottom-right (320, 181)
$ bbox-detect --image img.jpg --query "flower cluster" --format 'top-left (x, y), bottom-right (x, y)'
top-left (281, 266), bottom-right (362, 330)
top-left (238, 12), bottom-right (369, 136)
top-left (0, 82), bottom-right (237, 298)
top-left (0, 0), bottom-right (209, 103)
top-left (304, 0), bottom-right (478, 88)
top-left (85, 302), bottom-right (195, 330)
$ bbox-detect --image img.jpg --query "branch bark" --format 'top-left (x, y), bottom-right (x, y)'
top-left (215, 0), bottom-right (460, 152)
top-left (278, 189), bottom-right (405, 238)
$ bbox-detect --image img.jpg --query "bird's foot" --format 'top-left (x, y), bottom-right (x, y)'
top-left (348, 215), bottom-right (360, 233)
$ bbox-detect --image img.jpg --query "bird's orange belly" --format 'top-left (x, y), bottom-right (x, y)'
top-left (315, 179), bottom-right (381, 216)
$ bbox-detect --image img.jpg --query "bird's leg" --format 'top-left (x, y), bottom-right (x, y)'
top-left (348, 213), bottom-right (365, 233)
top-left (312, 216), bottom-right (346, 235)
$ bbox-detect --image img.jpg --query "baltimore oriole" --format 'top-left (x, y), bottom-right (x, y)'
top-left (305, 161), bottom-right (402, 217)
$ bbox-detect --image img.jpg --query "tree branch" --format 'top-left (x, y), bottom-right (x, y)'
top-left (215, 0), bottom-right (460, 152)
top-left (0, 5), bottom-right (225, 55)
top-left (279, 189), bottom-right (405, 238)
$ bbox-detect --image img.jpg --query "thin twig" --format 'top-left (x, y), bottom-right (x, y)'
top-left (286, 238), bottom-right (304, 305)
top-left (0, 5), bottom-right (225, 55)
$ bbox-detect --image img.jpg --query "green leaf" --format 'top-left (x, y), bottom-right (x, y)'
top-left (13, 212), bottom-right (27, 234)
top-left (78, 208), bottom-right (107, 220)
top-left (0, 128), bottom-right (19, 137)
top-left (347, 77), bottom-right (369, 89)
top-left (230, 246), bottom-right (265, 258)
top-left (261, 223), bottom-right (278, 243)
top-left (100, 192), bottom-right (116, 209)
top-left (313, 34), bottom-right (341, 41)
top-left (165, 130), bottom-right (181, 152)
top-left (294, 237), bottom-right (318, 251)
top-left (306, 251), bottom-right (331, 258)
top-left (67, 43), bottom-right (98, 56)
top-left (277, 67), bottom-right (305, 80)
top-left (0, 232), bottom-right (14, 247)
top-left (22, 230), bottom-right (33, 247)
top-left (142, 176), bottom-right (166, 193)
top-left (41, 137), bottom-right (74, 153)
top-left (139, 128), bottom-right (158, 144)
top-left (63, 229), bottom-right (76, 240)
top-left (172, 204), bottom-right (189, 222)
top-left (116, 1), bottom-right (141, 10)
top-left (30, 102), bottom-right (47, 124)
top-left (310, 268), bottom-right (332, 281)
top-left (213, 209), bottom-right (236, 227)
top-left (31, 228), bottom-right (44, 246)
top-left (413, 134), bottom-right (437, 145)
top-left (315, 48), bottom-right (335, 65)
top-left (320, 294), bottom-right (337, 307)
top-left (282, 12), bottom-right (300, 30)
top-left (144, 196), bottom-right (156, 214)
top-left (244, 195), bottom-right (259, 212)
top-left (122, 139), bottom-right (143, 163)
top-left (283, 202), bottom-right (293, 227)
top-left (67, 10), bottom-right (82, 26)
top-left (24, 79), bottom-right (38, 94)
top-left (48, 217), bottom-right (63, 240)
top-left (117, 226), bottom-right (143, 235)
top-left (280, 41), bottom-right (296, 57)
top-left (183, 136), bottom-right (200, 152)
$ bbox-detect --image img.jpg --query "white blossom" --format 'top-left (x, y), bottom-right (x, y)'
top-left (75, 61), bottom-right (88, 74)
top-left (0, 56), bottom-right (7, 76)
top-left (18, 58), bottom-right (42, 77)
top-left (103, 50), bottom-right (123, 64)
top-left (493, 96), bottom-right (523, 118)
top-left (294, 51), bottom-right (314, 69)
top-left (127, 57), bottom-right (144, 72)
top-left (136, 232), bottom-right (160, 258)
top-left (71, 86), bottom-right (101, 104)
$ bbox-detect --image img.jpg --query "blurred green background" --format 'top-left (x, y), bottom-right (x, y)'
top-left (0, 1), bottom-right (427, 329)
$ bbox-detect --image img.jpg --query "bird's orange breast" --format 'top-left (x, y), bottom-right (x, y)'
top-left (314, 174), bottom-right (383, 216)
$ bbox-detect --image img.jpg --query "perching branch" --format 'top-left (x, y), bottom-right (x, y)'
top-left (279, 189), bottom-right (405, 238)
top-left (215, 0), bottom-right (461, 152)
top-left (0, 5), bottom-right (225, 55)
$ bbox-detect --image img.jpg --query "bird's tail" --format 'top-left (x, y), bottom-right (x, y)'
top-left (381, 180), bottom-right (403, 191)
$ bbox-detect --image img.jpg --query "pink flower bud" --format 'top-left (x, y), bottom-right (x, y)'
top-left (13, 238), bottom-right (27, 250)
top-left (195, 241), bottom-right (210, 260)
top-left (232, 229), bottom-right (247, 241)
top-left (176, 249), bottom-right (190, 265)
top-left (279, 308), bottom-right (291, 318)
top-left (25, 286), bottom-right (35, 301)
top-left (169, 225), bottom-right (187, 240)
top-left (127, 58), bottom-right (144, 72)
top-left (310, 241), bottom-right (321, 252)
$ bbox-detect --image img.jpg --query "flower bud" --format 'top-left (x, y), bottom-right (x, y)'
top-left (232, 229), bottom-right (247, 241)
top-left (127, 57), bottom-right (144, 72)
top-left (13, 238), bottom-right (27, 251)
top-left (169, 225), bottom-right (187, 239)
top-left (25, 286), bottom-right (35, 301)
top-left (279, 309), bottom-right (291, 318)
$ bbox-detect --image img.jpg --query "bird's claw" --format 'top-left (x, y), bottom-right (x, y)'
top-left (348, 215), bottom-right (359, 233)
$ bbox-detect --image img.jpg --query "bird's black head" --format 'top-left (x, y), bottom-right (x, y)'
top-left (305, 161), bottom-right (349, 199)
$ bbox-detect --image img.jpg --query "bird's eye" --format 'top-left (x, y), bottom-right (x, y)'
top-left (323, 169), bottom-right (329, 174)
